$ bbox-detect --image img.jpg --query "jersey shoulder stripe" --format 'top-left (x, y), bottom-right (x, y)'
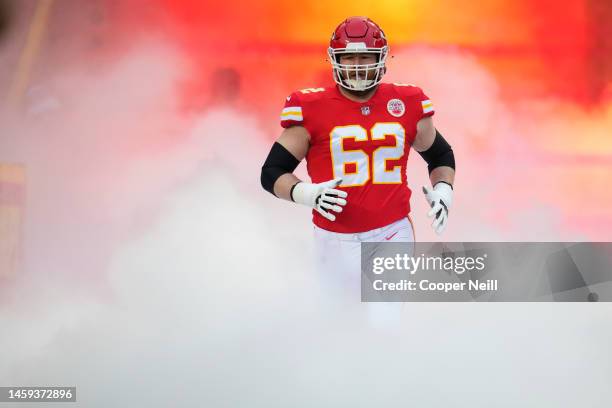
top-left (390, 83), bottom-right (435, 118)
top-left (279, 87), bottom-right (330, 128)
top-left (280, 106), bottom-right (303, 122)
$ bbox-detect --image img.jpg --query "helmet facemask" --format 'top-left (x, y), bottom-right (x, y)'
top-left (328, 44), bottom-right (388, 91)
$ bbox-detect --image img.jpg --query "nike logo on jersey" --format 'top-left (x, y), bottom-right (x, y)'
top-left (384, 231), bottom-right (398, 240)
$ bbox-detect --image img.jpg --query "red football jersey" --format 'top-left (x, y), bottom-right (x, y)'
top-left (280, 83), bottom-right (434, 233)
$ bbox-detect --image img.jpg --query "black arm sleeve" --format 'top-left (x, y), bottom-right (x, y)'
top-left (417, 129), bottom-right (455, 175)
top-left (260, 142), bottom-right (300, 196)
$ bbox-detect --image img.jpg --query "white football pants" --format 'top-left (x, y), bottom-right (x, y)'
top-left (313, 216), bottom-right (415, 328)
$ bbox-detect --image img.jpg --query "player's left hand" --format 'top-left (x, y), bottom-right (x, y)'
top-left (422, 182), bottom-right (453, 235)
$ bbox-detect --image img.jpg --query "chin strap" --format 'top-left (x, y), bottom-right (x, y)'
top-left (343, 78), bottom-right (375, 91)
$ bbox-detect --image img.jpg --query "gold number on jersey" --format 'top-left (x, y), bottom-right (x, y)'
top-left (330, 125), bottom-right (370, 187)
top-left (371, 123), bottom-right (405, 184)
top-left (329, 123), bottom-right (406, 187)
top-left (300, 87), bottom-right (325, 94)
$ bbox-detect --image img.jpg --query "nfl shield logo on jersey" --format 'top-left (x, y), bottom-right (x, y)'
top-left (361, 106), bottom-right (371, 115)
top-left (387, 99), bottom-right (405, 117)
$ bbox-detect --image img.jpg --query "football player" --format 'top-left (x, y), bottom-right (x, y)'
top-left (261, 17), bottom-right (455, 276)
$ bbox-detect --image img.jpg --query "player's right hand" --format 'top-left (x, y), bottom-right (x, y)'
top-left (291, 177), bottom-right (348, 221)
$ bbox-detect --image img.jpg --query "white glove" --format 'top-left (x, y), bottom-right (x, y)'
top-left (422, 182), bottom-right (453, 235)
top-left (291, 177), bottom-right (348, 221)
